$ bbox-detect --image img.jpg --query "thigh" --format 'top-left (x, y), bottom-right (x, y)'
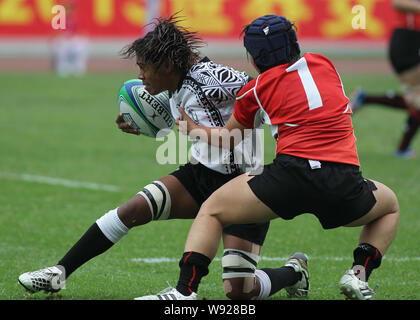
top-left (344, 179), bottom-right (399, 227)
top-left (160, 175), bottom-right (200, 219)
top-left (200, 173), bottom-right (278, 226)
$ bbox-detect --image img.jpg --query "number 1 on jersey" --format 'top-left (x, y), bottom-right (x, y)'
top-left (286, 58), bottom-right (323, 110)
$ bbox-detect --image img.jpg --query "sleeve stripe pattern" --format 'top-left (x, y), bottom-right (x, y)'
top-left (236, 75), bottom-right (260, 101)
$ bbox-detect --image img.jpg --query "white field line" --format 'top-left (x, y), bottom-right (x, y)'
top-left (0, 172), bottom-right (120, 192)
top-left (132, 256), bottom-right (420, 264)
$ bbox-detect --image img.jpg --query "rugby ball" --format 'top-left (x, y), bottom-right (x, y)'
top-left (117, 79), bottom-right (174, 137)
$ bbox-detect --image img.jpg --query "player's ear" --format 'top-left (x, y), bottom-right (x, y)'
top-left (248, 55), bottom-right (261, 74)
top-left (160, 59), bottom-right (176, 75)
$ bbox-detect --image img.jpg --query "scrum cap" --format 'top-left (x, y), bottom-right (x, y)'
top-left (244, 15), bottom-right (300, 69)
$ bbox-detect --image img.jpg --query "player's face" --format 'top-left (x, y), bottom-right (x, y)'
top-left (248, 54), bottom-right (261, 74)
top-left (136, 58), bottom-right (177, 95)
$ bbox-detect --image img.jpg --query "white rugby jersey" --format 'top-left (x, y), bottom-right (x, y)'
top-left (169, 57), bottom-right (264, 174)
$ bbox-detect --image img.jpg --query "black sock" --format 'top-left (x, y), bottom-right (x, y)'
top-left (176, 251), bottom-right (211, 296)
top-left (57, 223), bottom-right (114, 278)
top-left (365, 95), bottom-right (408, 110)
top-left (398, 115), bottom-right (420, 151)
top-left (352, 243), bottom-right (382, 281)
top-left (261, 267), bottom-right (301, 296)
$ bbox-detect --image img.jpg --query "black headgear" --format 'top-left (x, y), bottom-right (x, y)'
top-left (244, 15), bottom-right (300, 69)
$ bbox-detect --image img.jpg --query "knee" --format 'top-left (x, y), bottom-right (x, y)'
top-left (137, 181), bottom-right (171, 221)
top-left (119, 181), bottom-right (173, 227)
top-left (224, 278), bottom-right (257, 300)
top-left (408, 94), bottom-right (420, 110)
top-left (402, 83), bottom-right (420, 110)
top-left (390, 203), bottom-right (400, 224)
top-left (388, 187), bottom-right (400, 216)
top-left (378, 185), bottom-right (400, 228)
top-left (221, 249), bottom-right (260, 300)
top-left (375, 185), bottom-right (400, 228)
top-left (374, 180), bottom-right (400, 215)
top-left (118, 195), bottom-right (152, 227)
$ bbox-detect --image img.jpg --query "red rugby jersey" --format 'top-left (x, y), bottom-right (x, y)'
top-left (234, 53), bottom-right (359, 166)
top-left (393, 0), bottom-right (420, 30)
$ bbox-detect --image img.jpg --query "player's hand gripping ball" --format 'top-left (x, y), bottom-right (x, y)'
top-left (117, 79), bottom-right (174, 137)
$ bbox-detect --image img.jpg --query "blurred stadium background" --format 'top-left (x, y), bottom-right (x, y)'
top-left (0, 0), bottom-right (393, 73)
top-left (1, 0), bottom-right (419, 300)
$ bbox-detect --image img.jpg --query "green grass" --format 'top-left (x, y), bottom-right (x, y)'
top-left (0, 69), bottom-right (419, 300)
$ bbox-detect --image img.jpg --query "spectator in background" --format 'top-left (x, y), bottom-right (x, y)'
top-left (350, 0), bottom-right (420, 158)
top-left (51, 0), bottom-right (88, 77)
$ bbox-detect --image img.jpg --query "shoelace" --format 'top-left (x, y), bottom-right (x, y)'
top-left (30, 268), bottom-right (57, 279)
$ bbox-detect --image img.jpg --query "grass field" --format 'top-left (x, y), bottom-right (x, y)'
top-left (0, 66), bottom-right (419, 300)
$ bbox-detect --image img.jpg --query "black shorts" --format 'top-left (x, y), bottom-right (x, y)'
top-left (389, 28), bottom-right (420, 74)
top-left (170, 162), bottom-right (270, 245)
top-left (247, 154), bottom-right (377, 229)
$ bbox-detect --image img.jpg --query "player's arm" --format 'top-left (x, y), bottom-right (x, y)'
top-left (176, 108), bottom-right (247, 150)
top-left (115, 113), bottom-right (140, 135)
top-left (393, 0), bottom-right (420, 13)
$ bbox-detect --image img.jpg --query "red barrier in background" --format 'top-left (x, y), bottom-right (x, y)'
top-left (0, 0), bottom-right (395, 40)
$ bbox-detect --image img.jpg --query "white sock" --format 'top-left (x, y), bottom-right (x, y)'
top-left (255, 269), bottom-right (272, 300)
top-left (96, 208), bottom-right (129, 243)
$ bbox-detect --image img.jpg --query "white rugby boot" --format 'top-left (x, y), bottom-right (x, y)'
top-left (18, 266), bottom-right (65, 293)
top-left (284, 252), bottom-right (310, 298)
top-left (339, 269), bottom-right (375, 300)
top-left (134, 287), bottom-right (197, 300)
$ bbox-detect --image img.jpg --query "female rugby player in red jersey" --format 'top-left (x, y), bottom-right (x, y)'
top-left (139, 15), bottom-right (400, 301)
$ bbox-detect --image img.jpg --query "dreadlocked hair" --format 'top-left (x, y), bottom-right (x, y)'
top-left (121, 14), bottom-right (205, 75)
